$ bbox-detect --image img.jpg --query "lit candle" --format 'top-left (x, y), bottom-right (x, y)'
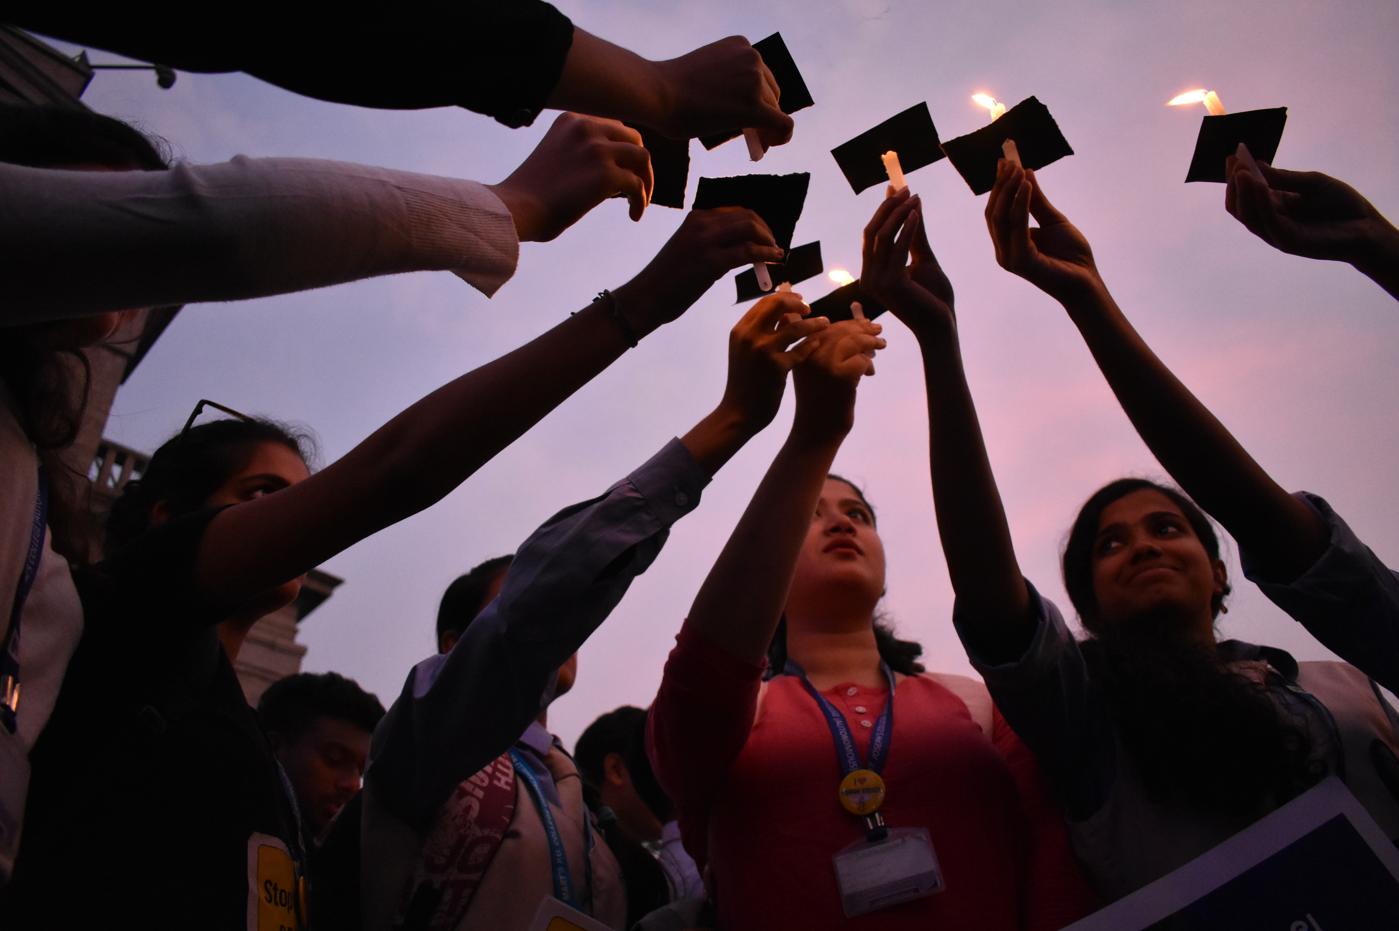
top-left (743, 128), bottom-right (765, 161)
top-left (881, 151), bottom-right (907, 191)
top-left (1167, 88), bottom-right (1227, 116)
top-left (972, 93), bottom-right (1007, 121)
top-left (828, 268), bottom-right (856, 287)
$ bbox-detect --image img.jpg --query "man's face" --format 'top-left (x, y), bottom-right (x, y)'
top-left (271, 716), bottom-right (372, 840)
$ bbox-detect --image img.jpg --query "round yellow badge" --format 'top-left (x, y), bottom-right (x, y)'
top-left (838, 769), bottom-right (886, 816)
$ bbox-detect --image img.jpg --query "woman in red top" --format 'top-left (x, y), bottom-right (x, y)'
top-left (648, 197), bottom-right (1095, 931)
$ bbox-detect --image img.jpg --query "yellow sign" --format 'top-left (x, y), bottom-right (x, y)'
top-left (247, 833), bottom-right (303, 931)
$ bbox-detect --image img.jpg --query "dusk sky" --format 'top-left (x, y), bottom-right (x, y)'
top-left (57, 0), bottom-right (1399, 747)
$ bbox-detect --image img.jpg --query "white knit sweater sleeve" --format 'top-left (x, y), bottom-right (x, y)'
top-left (2, 156), bottom-right (520, 322)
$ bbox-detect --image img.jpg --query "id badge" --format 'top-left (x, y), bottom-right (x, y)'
top-left (528, 897), bottom-right (614, 931)
top-left (832, 826), bottom-right (943, 918)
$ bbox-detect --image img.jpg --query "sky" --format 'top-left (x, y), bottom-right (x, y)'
top-left (51, 0), bottom-right (1399, 749)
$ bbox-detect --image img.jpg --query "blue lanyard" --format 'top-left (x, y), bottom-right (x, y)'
top-left (2, 470), bottom-right (48, 735)
top-left (785, 659), bottom-right (897, 779)
top-left (509, 748), bottom-right (593, 911)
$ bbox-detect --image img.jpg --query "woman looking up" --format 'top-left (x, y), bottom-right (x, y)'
top-left (648, 267), bottom-right (1094, 930)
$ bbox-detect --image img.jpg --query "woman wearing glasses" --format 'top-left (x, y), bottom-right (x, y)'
top-left (2, 204), bottom-right (785, 931)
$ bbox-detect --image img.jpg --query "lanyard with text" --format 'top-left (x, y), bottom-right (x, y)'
top-left (509, 747), bottom-right (593, 912)
top-left (1, 471), bottom-right (47, 735)
top-left (785, 659), bottom-right (896, 839)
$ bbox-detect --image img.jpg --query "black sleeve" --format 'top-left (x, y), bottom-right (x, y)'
top-left (11, 5), bottom-right (575, 127)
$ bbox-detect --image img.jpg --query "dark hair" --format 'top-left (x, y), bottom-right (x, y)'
top-left (576, 706), bottom-right (675, 825)
top-left (767, 614), bottom-right (925, 677)
top-left (0, 105), bottom-right (169, 560)
top-left (257, 672), bottom-right (385, 738)
top-left (1063, 479), bottom-right (1318, 817)
top-left (1062, 478), bottom-right (1231, 633)
top-left (104, 417), bottom-right (312, 553)
top-left (436, 555), bottom-right (514, 645)
top-left (0, 104), bottom-right (169, 171)
top-left (575, 705), bottom-right (647, 789)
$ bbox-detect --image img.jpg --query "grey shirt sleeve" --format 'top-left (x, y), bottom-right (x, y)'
top-left (954, 582), bottom-right (1117, 819)
top-left (1243, 492), bottom-right (1399, 694)
top-left (366, 438), bottom-right (710, 830)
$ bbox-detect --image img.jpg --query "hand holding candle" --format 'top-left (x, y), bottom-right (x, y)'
top-left (984, 159), bottom-right (1102, 304)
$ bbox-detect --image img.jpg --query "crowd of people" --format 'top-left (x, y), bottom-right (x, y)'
top-left (2, 8), bottom-right (1398, 931)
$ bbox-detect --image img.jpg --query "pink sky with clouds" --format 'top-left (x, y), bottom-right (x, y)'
top-left (59, 0), bottom-right (1399, 747)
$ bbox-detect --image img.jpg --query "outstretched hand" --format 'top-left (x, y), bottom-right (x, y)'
top-left (625, 207), bottom-right (785, 330)
top-left (860, 187), bottom-right (955, 340)
top-left (718, 291), bottom-right (831, 434)
top-left (490, 113), bottom-right (653, 242)
top-left (792, 318), bottom-right (885, 443)
top-left (652, 36), bottom-right (794, 150)
top-left (986, 159), bottom-right (1102, 304)
top-left (1225, 146), bottom-right (1399, 272)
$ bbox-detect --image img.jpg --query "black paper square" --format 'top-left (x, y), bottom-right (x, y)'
top-left (808, 280), bottom-right (887, 323)
top-left (700, 33), bottom-right (815, 150)
top-left (628, 123), bottom-right (690, 208)
top-left (734, 241), bottom-right (824, 301)
top-left (1184, 108), bottom-right (1287, 183)
top-left (693, 173), bottom-right (811, 252)
top-left (941, 97), bottom-right (1073, 195)
top-left (830, 103), bottom-right (944, 195)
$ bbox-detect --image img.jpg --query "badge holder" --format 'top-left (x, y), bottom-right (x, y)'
top-left (833, 812), bottom-right (944, 918)
top-left (528, 897), bottom-right (614, 931)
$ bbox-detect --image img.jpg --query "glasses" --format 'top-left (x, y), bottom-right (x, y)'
top-left (179, 399), bottom-right (254, 439)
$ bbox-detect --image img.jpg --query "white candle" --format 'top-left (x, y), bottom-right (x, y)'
top-left (1202, 90), bottom-right (1226, 116)
top-left (1001, 138), bottom-right (1022, 167)
top-left (754, 262), bottom-right (773, 291)
top-left (743, 128), bottom-right (765, 161)
top-left (882, 151), bottom-right (907, 191)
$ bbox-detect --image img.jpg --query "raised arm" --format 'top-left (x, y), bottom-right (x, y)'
top-left (683, 312), bottom-right (883, 662)
top-left (193, 207), bottom-right (784, 607)
top-left (369, 285), bottom-right (833, 826)
top-left (1225, 147), bottom-right (1399, 300)
top-left (4, 113), bottom-right (650, 323)
top-left (861, 189), bottom-right (1031, 661)
top-left (15, 14), bottom-right (792, 146)
top-left (985, 160), bottom-right (1327, 581)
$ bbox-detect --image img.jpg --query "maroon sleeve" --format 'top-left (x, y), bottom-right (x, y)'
top-left (646, 624), bottom-right (766, 867)
top-left (991, 705), bottom-right (1102, 931)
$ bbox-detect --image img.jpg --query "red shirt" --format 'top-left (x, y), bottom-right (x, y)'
top-left (648, 627), bottom-right (1096, 931)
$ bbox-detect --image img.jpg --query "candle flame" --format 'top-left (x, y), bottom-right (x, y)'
top-left (828, 269), bottom-right (856, 287)
top-left (1167, 89), bottom-right (1210, 107)
top-left (972, 93), bottom-right (1008, 120)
